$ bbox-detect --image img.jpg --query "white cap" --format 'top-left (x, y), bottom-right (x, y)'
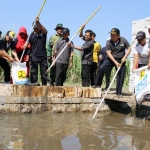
top-left (148, 25), bottom-right (150, 29)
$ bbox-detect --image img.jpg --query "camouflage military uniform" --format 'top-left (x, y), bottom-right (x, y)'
top-left (48, 34), bottom-right (62, 85)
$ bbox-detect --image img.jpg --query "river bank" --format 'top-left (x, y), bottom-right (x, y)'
top-left (0, 84), bottom-right (150, 118)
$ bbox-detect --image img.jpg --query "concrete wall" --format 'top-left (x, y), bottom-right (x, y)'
top-left (129, 17), bottom-right (150, 92)
top-left (0, 84), bottom-right (110, 113)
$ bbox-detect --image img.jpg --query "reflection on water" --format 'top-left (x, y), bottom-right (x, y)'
top-left (0, 112), bottom-right (150, 150)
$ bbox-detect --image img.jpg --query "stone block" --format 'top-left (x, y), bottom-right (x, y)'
top-left (0, 84), bottom-right (13, 96)
top-left (52, 104), bottom-right (66, 113)
top-left (20, 104), bottom-right (32, 113)
top-left (12, 85), bottom-right (48, 97)
top-left (82, 87), bottom-right (101, 98)
top-left (67, 104), bottom-right (79, 112)
top-left (31, 104), bottom-right (43, 114)
top-left (13, 85), bottom-right (30, 96)
top-left (47, 86), bottom-right (65, 98)
top-left (9, 104), bottom-right (21, 113)
top-left (63, 87), bottom-right (82, 97)
top-left (29, 86), bottom-right (47, 97)
top-left (3, 96), bottom-right (47, 104)
top-left (79, 104), bottom-right (89, 112)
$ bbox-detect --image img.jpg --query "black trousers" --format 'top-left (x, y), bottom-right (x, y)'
top-left (30, 57), bottom-right (48, 85)
top-left (0, 58), bottom-right (10, 82)
top-left (50, 65), bottom-right (56, 85)
top-left (96, 64), bottom-right (111, 89)
top-left (82, 64), bottom-right (92, 87)
top-left (95, 58), bottom-right (126, 95)
top-left (55, 63), bottom-right (68, 86)
top-left (90, 62), bottom-right (98, 86)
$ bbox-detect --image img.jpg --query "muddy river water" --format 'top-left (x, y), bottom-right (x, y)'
top-left (0, 112), bottom-right (150, 150)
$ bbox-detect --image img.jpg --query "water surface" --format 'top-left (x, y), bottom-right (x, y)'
top-left (0, 112), bottom-right (149, 150)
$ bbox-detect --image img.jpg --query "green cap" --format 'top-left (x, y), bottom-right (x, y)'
top-left (55, 23), bottom-right (64, 30)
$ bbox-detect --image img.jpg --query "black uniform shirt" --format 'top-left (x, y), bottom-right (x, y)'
top-left (29, 32), bottom-right (47, 59)
top-left (0, 38), bottom-right (15, 52)
top-left (106, 37), bottom-right (130, 61)
top-left (82, 40), bottom-right (94, 65)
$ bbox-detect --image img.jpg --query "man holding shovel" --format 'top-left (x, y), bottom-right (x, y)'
top-left (28, 17), bottom-right (48, 85)
top-left (48, 23), bottom-right (64, 86)
top-left (93, 28), bottom-right (131, 96)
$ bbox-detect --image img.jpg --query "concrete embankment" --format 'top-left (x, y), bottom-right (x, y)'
top-left (0, 84), bottom-right (108, 113)
top-left (0, 84), bottom-right (149, 117)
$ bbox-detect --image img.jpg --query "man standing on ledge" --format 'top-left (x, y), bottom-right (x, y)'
top-left (0, 31), bottom-right (19, 83)
top-left (133, 31), bottom-right (150, 69)
top-left (79, 30), bottom-right (101, 86)
top-left (90, 32), bottom-right (101, 86)
top-left (54, 28), bottom-right (73, 86)
top-left (74, 25), bottom-right (94, 87)
top-left (93, 28), bottom-right (131, 96)
top-left (48, 23), bottom-right (64, 86)
top-left (28, 17), bottom-right (48, 85)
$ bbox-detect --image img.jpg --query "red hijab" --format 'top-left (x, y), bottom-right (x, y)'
top-left (16, 27), bottom-right (30, 53)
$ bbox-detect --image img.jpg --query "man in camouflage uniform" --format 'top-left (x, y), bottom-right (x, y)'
top-left (47, 23), bottom-right (64, 86)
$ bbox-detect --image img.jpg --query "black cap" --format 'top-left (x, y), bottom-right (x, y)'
top-left (0, 31), bottom-right (2, 34)
top-left (62, 28), bottom-right (70, 34)
top-left (32, 22), bottom-right (38, 28)
top-left (136, 31), bottom-right (146, 40)
top-left (110, 28), bottom-right (120, 35)
top-left (55, 23), bottom-right (64, 30)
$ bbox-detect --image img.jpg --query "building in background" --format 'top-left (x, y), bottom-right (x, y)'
top-left (129, 17), bottom-right (150, 92)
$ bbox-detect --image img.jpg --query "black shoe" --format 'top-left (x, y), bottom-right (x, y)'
top-left (104, 87), bottom-right (111, 92)
top-left (105, 87), bottom-right (108, 90)
top-left (50, 82), bottom-right (55, 86)
top-left (92, 85), bottom-right (100, 88)
top-left (116, 94), bottom-right (123, 97)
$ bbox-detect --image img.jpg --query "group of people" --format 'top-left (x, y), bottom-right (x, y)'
top-left (0, 17), bottom-right (150, 96)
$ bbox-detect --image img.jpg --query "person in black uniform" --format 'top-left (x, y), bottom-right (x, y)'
top-left (95, 46), bottom-right (111, 90)
top-left (28, 17), bottom-right (48, 85)
top-left (93, 28), bottom-right (131, 95)
top-left (0, 31), bottom-right (19, 83)
top-left (73, 25), bottom-right (94, 87)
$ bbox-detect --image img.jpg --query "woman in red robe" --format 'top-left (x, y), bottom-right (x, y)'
top-left (15, 27), bottom-right (30, 77)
